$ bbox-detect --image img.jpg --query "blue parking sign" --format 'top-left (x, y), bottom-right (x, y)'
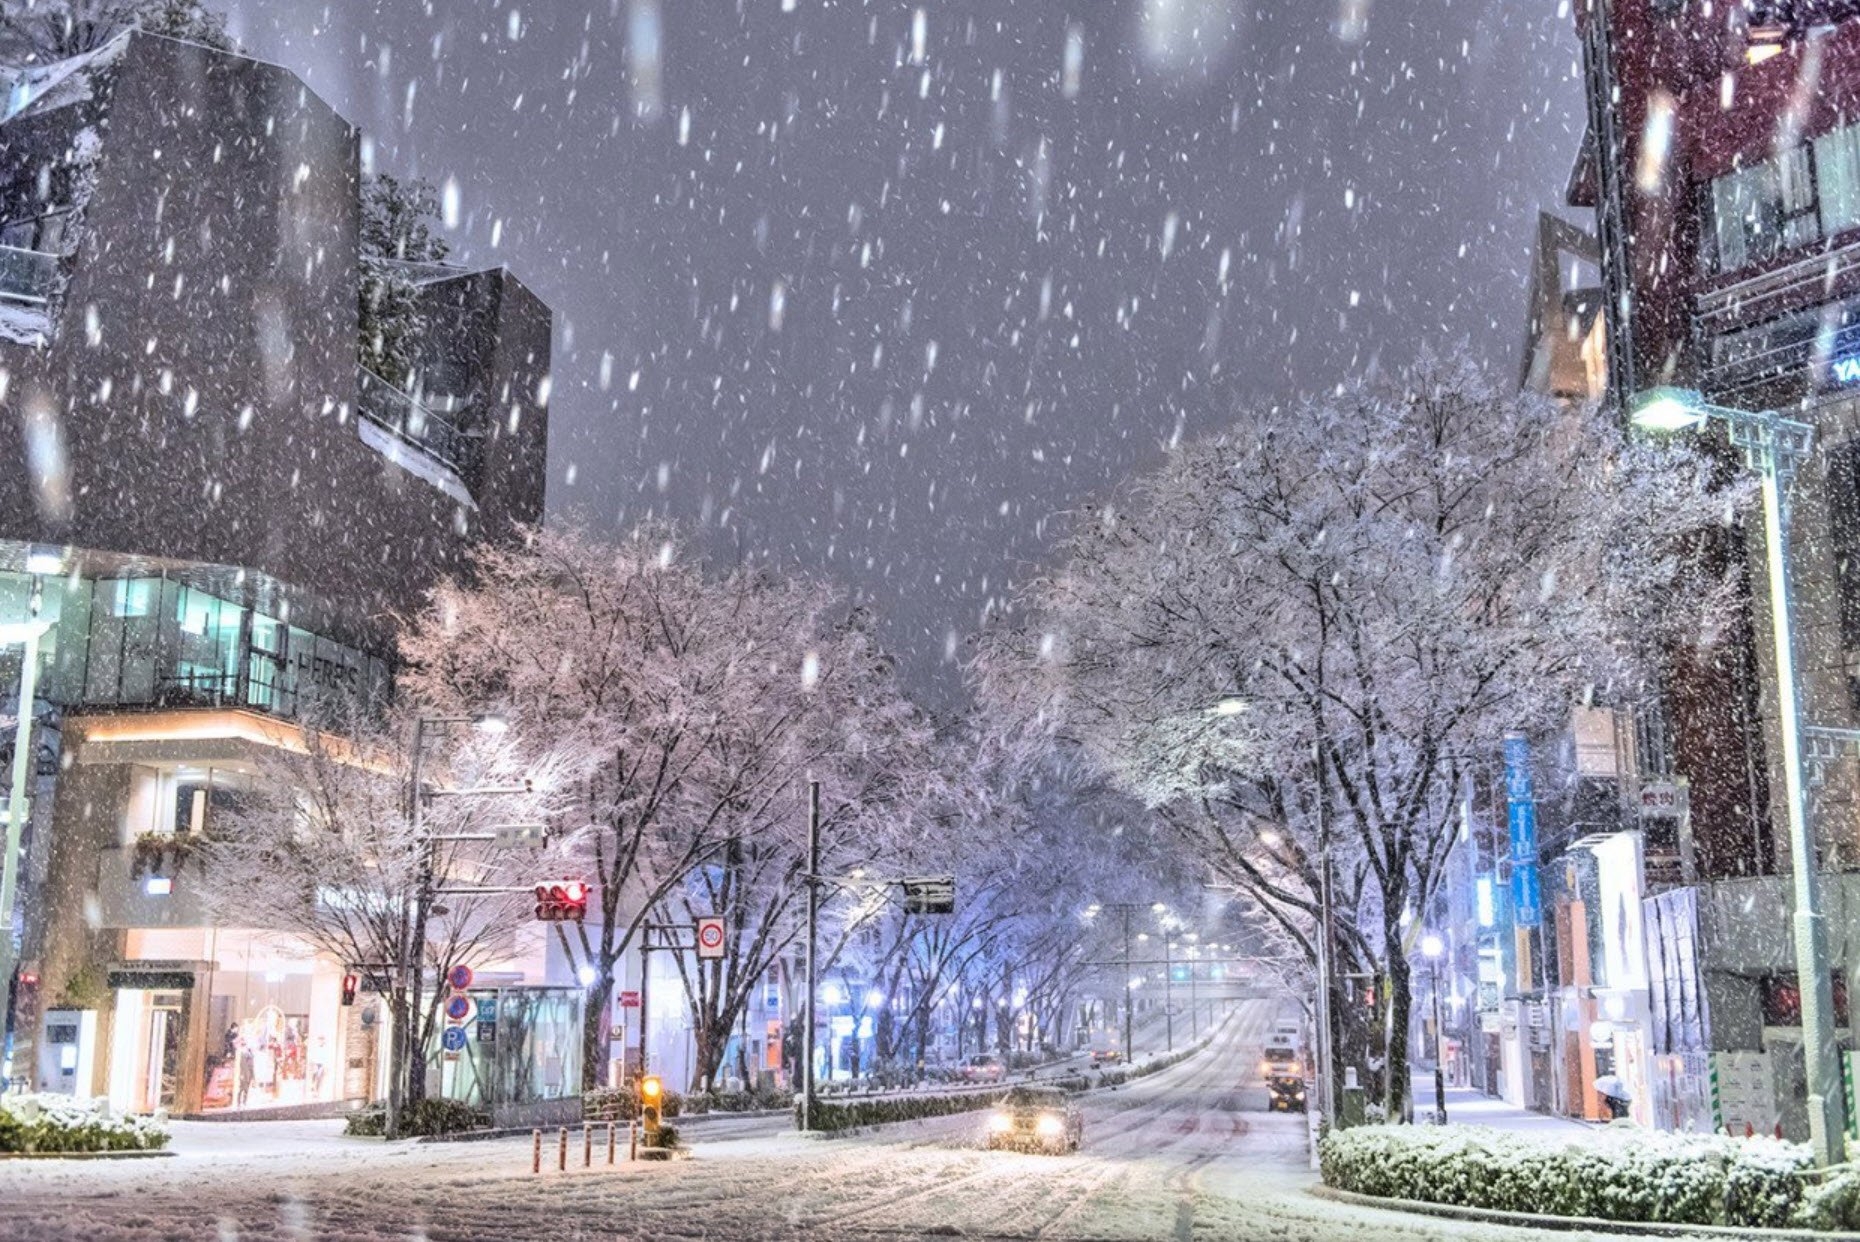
top-left (442, 1025), bottom-right (468, 1053)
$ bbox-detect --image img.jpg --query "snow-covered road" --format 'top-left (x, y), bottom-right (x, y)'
top-left (0, 1002), bottom-right (1650, 1241)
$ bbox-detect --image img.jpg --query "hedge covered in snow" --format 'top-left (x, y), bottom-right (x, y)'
top-left (0, 1094), bottom-right (169, 1154)
top-left (1319, 1124), bottom-right (1813, 1229)
top-left (802, 1090), bottom-right (1001, 1134)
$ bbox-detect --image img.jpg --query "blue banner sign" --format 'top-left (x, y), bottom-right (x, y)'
top-left (1502, 731), bottom-right (1542, 927)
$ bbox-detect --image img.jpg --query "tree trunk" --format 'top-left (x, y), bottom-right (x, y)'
top-left (1383, 955), bottom-right (1413, 1122)
top-left (581, 973), bottom-right (614, 1091)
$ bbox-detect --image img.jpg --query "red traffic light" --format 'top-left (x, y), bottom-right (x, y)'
top-left (341, 973), bottom-right (360, 1006)
top-left (533, 880), bottom-right (590, 922)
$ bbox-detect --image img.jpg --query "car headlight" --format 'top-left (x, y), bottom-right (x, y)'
top-left (988, 1112), bottom-right (1013, 1133)
top-left (1035, 1114), bottom-right (1064, 1137)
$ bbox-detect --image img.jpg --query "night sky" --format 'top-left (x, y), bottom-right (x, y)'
top-left (227, 0), bottom-right (1584, 706)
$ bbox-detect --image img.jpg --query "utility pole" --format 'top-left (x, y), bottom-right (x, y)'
top-left (637, 930), bottom-right (653, 1081)
top-left (1163, 937), bottom-right (1174, 1054)
top-left (1188, 952), bottom-right (1199, 1041)
top-left (1313, 741), bottom-right (1339, 1127)
top-left (800, 779), bottom-right (821, 1132)
top-left (1121, 906), bottom-right (1134, 1063)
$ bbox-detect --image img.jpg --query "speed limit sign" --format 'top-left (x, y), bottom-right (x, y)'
top-left (696, 916), bottom-right (727, 960)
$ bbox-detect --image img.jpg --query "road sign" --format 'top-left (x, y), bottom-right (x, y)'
top-left (445, 994), bottom-right (474, 1023)
top-left (696, 916), bottom-right (727, 959)
top-left (901, 877), bottom-right (955, 915)
top-left (618, 990), bottom-right (642, 1008)
top-left (447, 964), bottom-right (474, 992)
top-left (494, 822), bottom-right (548, 849)
top-left (441, 1025), bottom-right (468, 1053)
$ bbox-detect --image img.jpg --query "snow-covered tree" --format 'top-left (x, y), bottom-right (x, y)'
top-left (977, 348), bottom-right (1736, 1119)
top-left (0, 0), bottom-right (231, 62)
top-left (653, 601), bottom-right (938, 1092)
top-left (195, 700), bottom-right (544, 1119)
top-left (358, 172), bottom-right (448, 388)
top-left (401, 524), bottom-right (936, 1090)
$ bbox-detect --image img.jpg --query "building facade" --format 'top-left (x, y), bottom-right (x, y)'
top-left (1496, 0), bottom-right (1860, 1140)
top-left (0, 30), bottom-right (554, 1116)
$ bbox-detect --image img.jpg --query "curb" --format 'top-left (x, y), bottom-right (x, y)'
top-left (0, 1148), bottom-right (176, 1160)
top-left (1308, 1185), bottom-right (1860, 1240)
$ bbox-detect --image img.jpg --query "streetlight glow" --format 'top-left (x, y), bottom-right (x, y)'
top-left (1421, 932), bottom-right (1445, 959)
top-left (1628, 385), bottom-right (1709, 434)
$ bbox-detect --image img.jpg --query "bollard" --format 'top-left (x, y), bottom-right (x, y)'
top-left (583, 1124), bottom-right (592, 1168)
top-left (531, 1128), bottom-right (542, 1175)
top-left (629, 1120), bottom-right (638, 1162)
top-left (607, 1120), bottom-right (617, 1165)
top-left (558, 1126), bottom-right (568, 1172)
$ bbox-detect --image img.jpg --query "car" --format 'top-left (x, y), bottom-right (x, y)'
top-left (960, 1054), bottom-right (1007, 1083)
top-left (1266, 1074), bottom-right (1307, 1113)
top-left (1260, 1042), bottom-right (1302, 1078)
top-left (985, 1085), bottom-right (1084, 1153)
top-left (1088, 1045), bottom-right (1121, 1066)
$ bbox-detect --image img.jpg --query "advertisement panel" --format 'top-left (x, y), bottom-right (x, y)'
top-left (1502, 732), bottom-right (1542, 927)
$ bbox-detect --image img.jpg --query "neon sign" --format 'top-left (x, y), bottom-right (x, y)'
top-left (1833, 356), bottom-right (1860, 385)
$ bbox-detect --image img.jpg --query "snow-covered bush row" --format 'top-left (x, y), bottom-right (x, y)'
top-left (803, 1090), bottom-right (1004, 1133)
top-left (0, 1094), bottom-right (169, 1154)
top-left (1319, 1124), bottom-right (1812, 1229)
top-left (343, 1099), bottom-right (488, 1138)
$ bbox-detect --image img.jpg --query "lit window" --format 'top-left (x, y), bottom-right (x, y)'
top-left (1711, 145), bottom-right (1818, 272)
top-left (1818, 123), bottom-right (1860, 237)
top-left (109, 579), bottom-right (154, 618)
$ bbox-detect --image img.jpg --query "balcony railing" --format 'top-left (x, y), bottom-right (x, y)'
top-left (355, 366), bottom-right (468, 474)
top-left (1696, 233), bottom-right (1860, 339)
top-left (0, 241), bottom-right (60, 306)
top-left (1692, 232), bottom-right (1860, 399)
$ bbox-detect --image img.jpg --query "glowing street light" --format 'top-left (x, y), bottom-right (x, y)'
top-left (1630, 384), bottom-right (1841, 1163)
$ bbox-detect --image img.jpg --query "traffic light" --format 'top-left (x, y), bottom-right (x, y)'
top-left (340, 973), bottom-right (360, 1006)
top-left (638, 1074), bottom-right (664, 1139)
top-left (533, 880), bottom-right (590, 922)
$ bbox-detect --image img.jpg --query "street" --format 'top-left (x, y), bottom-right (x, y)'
top-left (0, 1000), bottom-right (1638, 1241)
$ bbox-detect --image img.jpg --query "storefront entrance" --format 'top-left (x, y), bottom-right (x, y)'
top-left (110, 986), bottom-right (189, 1114)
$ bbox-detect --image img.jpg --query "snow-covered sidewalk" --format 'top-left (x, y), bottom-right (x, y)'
top-left (1410, 1070), bottom-right (1591, 1134)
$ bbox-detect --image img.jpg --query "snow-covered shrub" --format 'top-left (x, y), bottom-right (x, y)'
top-left (683, 1086), bottom-right (793, 1115)
top-left (0, 1094), bottom-right (168, 1153)
top-left (1799, 1164), bottom-right (1860, 1231)
top-left (803, 1091), bottom-right (1001, 1133)
top-left (1725, 1138), bottom-right (1815, 1228)
top-left (341, 1099), bottom-right (488, 1138)
top-left (1319, 1124), bottom-right (1811, 1229)
top-left (584, 1086), bottom-right (684, 1123)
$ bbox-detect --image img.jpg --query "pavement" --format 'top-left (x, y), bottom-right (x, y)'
top-left (0, 1012), bottom-right (1658, 1240)
top-left (1410, 1067), bottom-right (1592, 1134)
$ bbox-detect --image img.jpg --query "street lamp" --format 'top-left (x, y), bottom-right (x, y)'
top-left (1630, 385), bottom-right (1844, 1164)
top-left (1420, 932), bottom-right (1448, 1125)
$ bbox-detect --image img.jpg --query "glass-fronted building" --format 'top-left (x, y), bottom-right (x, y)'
top-left (0, 563), bottom-right (389, 722)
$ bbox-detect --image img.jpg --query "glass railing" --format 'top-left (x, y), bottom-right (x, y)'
top-left (0, 242), bottom-right (61, 306)
top-left (355, 366), bottom-right (467, 474)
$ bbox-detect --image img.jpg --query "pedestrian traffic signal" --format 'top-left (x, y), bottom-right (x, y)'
top-left (341, 973), bottom-right (360, 1006)
top-left (534, 880), bottom-right (590, 922)
top-left (638, 1074), bottom-right (664, 1137)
